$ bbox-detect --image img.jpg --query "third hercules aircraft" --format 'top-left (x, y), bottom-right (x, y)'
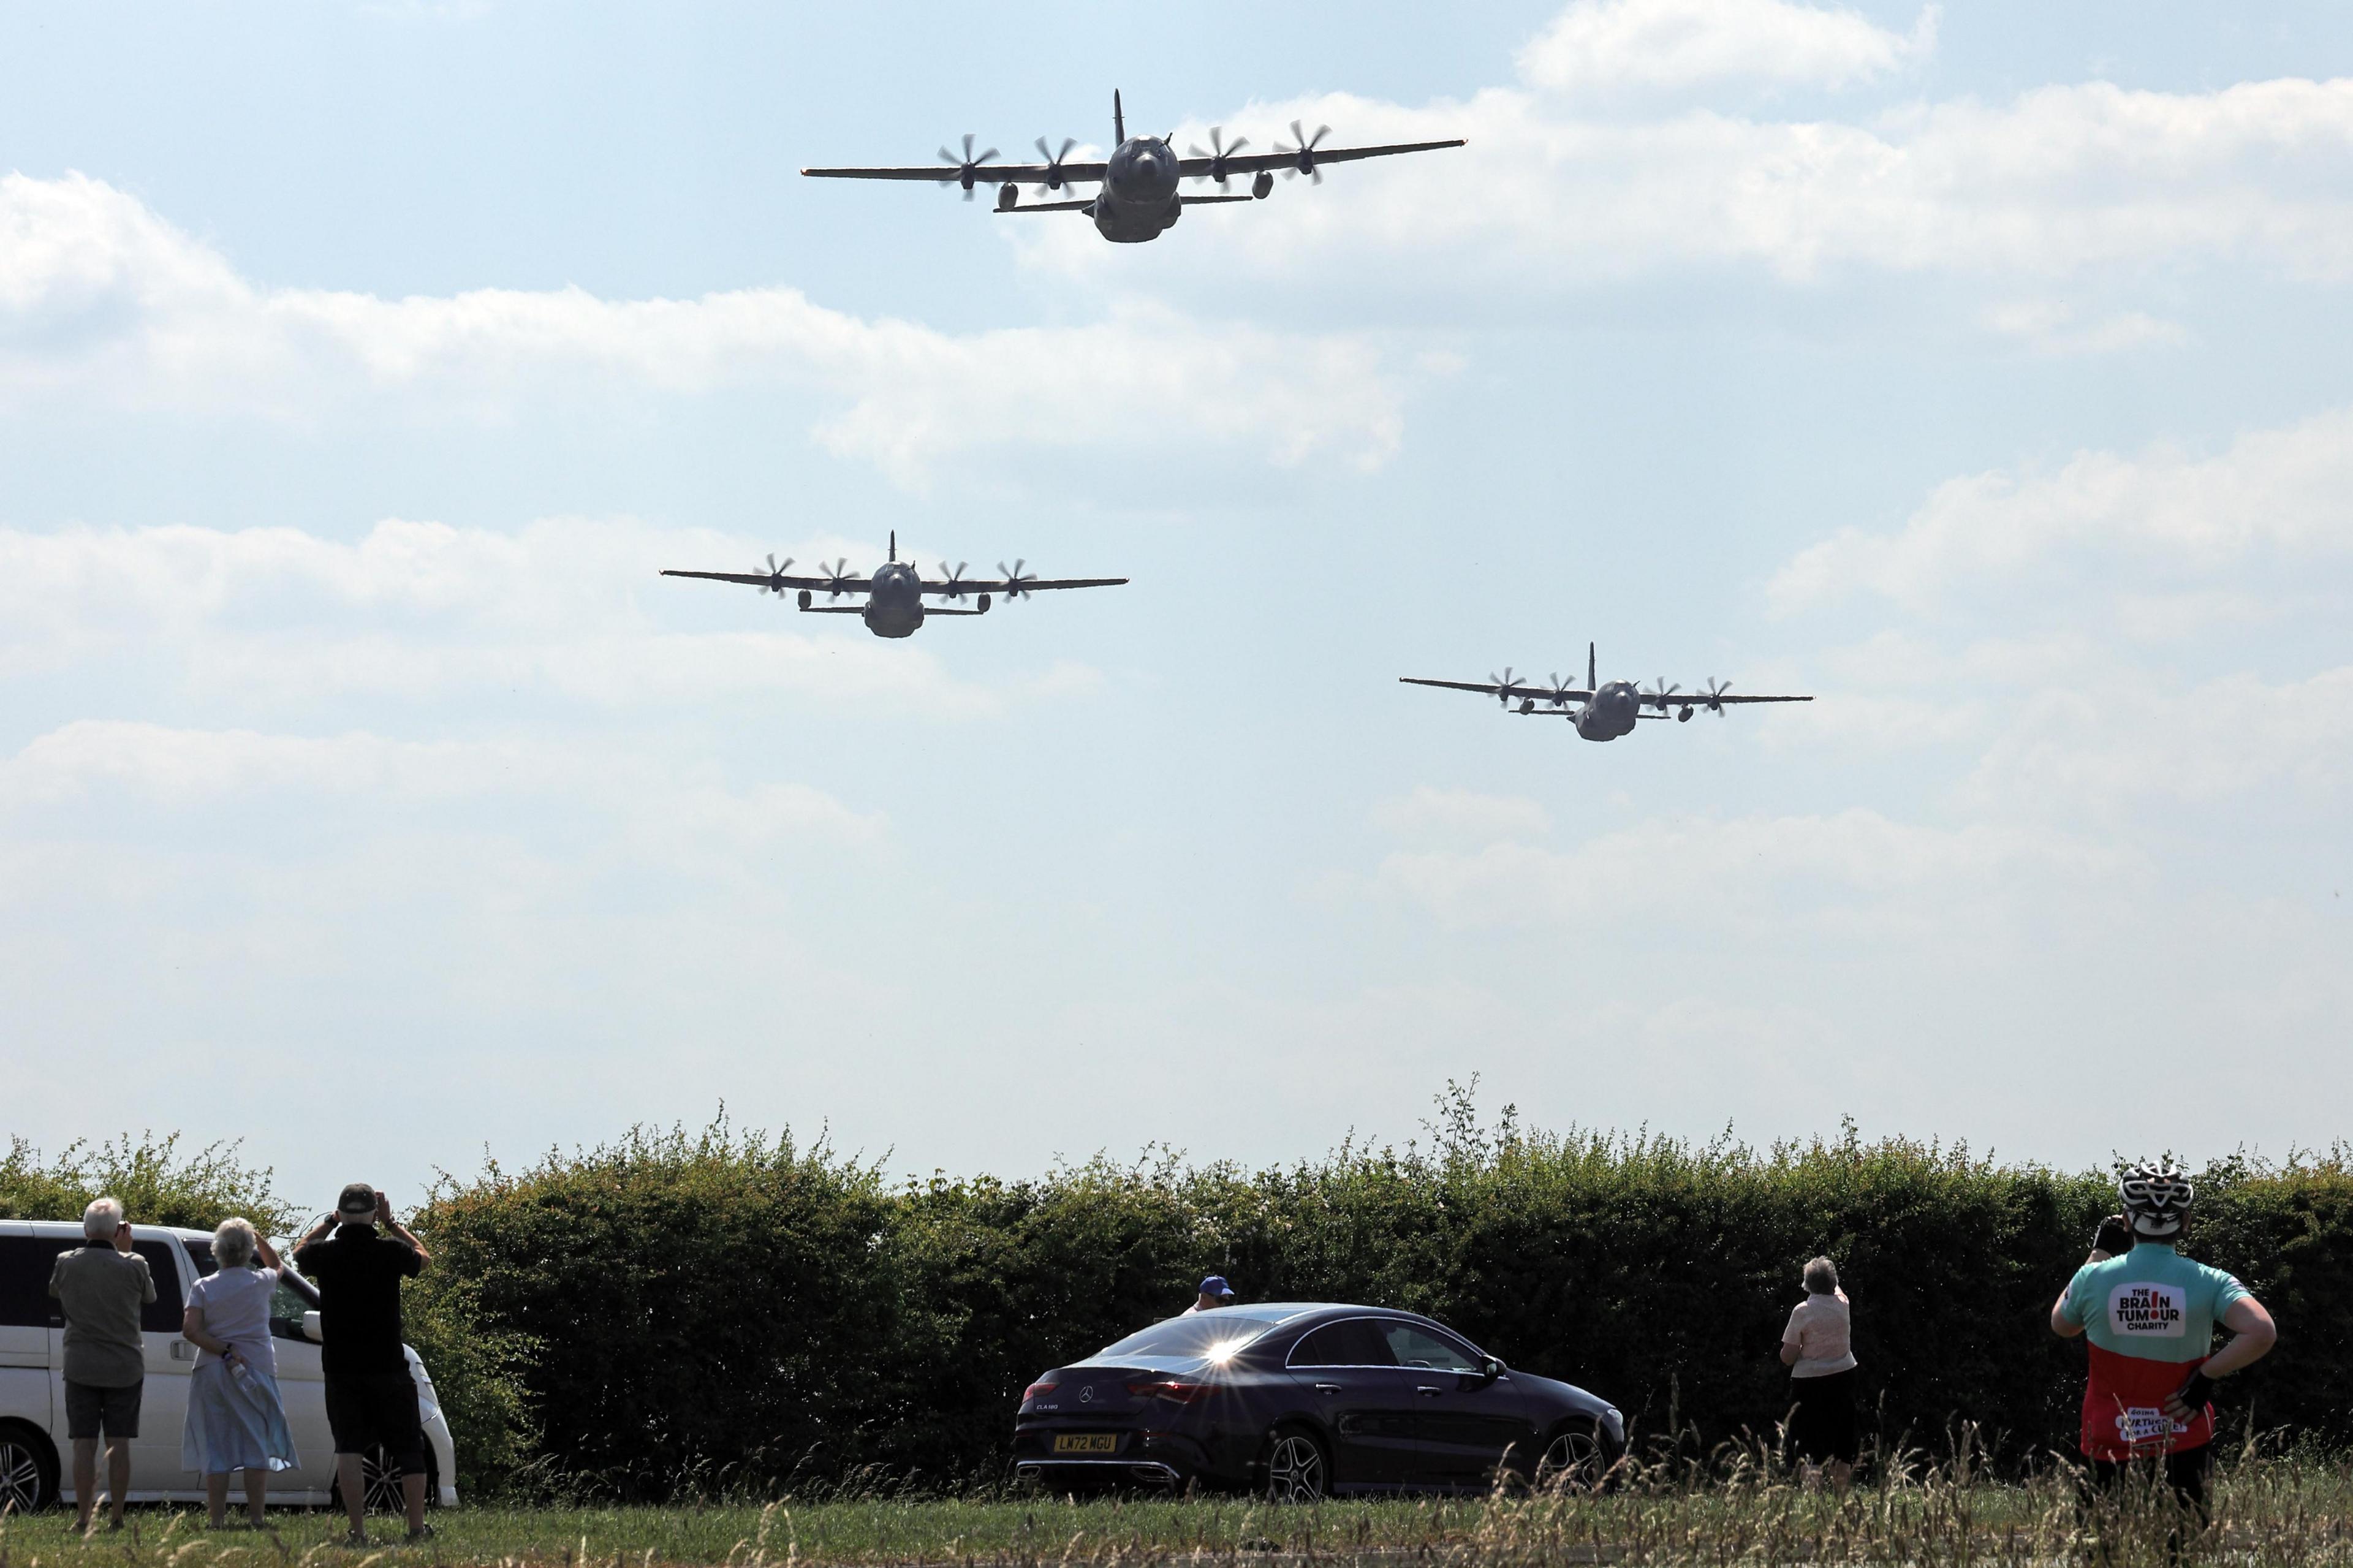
top-left (1402, 645), bottom-right (1812, 742)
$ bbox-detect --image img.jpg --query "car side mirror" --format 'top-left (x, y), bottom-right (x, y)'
top-left (301, 1311), bottom-right (324, 1344)
top-left (1477, 1355), bottom-right (1504, 1384)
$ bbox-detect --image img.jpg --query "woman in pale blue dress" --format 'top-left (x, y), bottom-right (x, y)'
top-left (180, 1218), bottom-right (299, 1527)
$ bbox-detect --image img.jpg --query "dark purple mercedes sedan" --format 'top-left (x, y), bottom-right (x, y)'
top-left (1010, 1303), bottom-right (1624, 1499)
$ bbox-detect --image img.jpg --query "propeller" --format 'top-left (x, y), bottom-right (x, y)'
top-left (1273, 121), bottom-right (1332, 183)
top-left (761, 554), bottom-right (794, 596)
top-left (938, 133), bottom-right (999, 200)
top-left (938, 560), bottom-right (972, 600)
top-left (1643, 678), bottom-right (1681, 713)
top-left (821, 558), bottom-right (858, 599)
top-left (1701, 677), bottom-right (1732, 715)
top-left (998, 559), bottom-right (1039, 600)
top-left (1547, 672), bottom-right (1579, 707)
top-left (1186, 126), bottom-right (1250, 186)
top-left (1033, 136), bottom-right (1078, 193)
top-left (1489, 667), bottom-right (1518, 706)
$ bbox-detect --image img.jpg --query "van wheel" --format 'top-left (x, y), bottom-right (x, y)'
top-left (0, 1422), bottom-right (59, 1513)
top-left (330, 1448), bottom-right (441, 1513)
top-left (1258, 1424), bottom-right (1328, 1502)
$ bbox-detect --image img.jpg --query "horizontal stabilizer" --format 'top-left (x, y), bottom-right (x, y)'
top-left (995, 199), bottom-right (1096, 214)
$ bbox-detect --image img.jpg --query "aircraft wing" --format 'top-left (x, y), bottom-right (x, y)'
top-left (1687, 694), bottom-right (1813, 705)
top-left (1178, 139), bottom-right (1465, 180)
top-left (920, 576), bottom-right (1128, 596)
top-left (661, 569), bottom-right (866, 595)
top-left (1400, 676), bottom-right (1589, 704)
top-left (801, 161), bottom-right (1108, 186)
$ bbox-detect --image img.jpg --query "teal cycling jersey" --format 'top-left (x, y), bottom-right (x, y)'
top-left (2060, 1242), bottom-right (2249, 1458)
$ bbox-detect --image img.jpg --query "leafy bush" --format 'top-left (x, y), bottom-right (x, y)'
top-left (410, 1094), bottom-right (2353, 1498)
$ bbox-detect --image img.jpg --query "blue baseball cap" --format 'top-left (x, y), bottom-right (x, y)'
top-left (1199, 1275), bottom-right (1236, 1298)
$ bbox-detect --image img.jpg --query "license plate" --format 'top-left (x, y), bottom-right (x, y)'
top-left (1053, 1433), bottom-right (1119, 1455)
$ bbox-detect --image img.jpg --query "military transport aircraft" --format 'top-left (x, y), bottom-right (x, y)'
top-left (1401, 645), bottom-right (1813, 742)
top-left (661, 533), bottom-right (1126, 640)
top-left (802, 91), bottom-right (1465, 244)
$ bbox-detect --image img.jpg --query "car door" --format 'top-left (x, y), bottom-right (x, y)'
top-left (0, 1227), bottom-right (54, 1460)
top-left (1284, 1317), bottom-right (1427, 1487)
top-left (266, 1268), bottom-right (336, 1499)
top-left (127, 1236), bottom-right (199, 1499)
top-left (1375, 1322), bottom-right (1541, 1488)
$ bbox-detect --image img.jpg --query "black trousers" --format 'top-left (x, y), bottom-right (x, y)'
top-left (2080, 1445), bottom-right (2213, 1525)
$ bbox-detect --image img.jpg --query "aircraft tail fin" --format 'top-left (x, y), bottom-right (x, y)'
top-left (889, 529), bottom-right (896, 562)
top-left (1113, 89), bottom-right (1124, 143)
top-left (1588, 641), bottom-right (1596, 692)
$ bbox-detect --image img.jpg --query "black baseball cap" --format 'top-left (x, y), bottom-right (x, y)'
top-left (336, 1182), bottom-right (379, 1219)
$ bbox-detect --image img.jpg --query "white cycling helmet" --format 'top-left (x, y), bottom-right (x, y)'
top-left (2119, 1164), bottom-right (2196, 1239)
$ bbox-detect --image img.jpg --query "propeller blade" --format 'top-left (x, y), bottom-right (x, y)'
top-left (762, 553), bottom-right (794, 593)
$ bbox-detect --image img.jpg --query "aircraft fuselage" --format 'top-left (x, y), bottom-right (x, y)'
top-left (1572, 681), bottom-right (1643, 741)
top-left (1091, 136), bottom-right (1184, 242)
top-left (858, 561), bottom-right (927, 638)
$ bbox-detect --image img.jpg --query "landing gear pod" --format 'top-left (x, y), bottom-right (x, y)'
top-left (977, 593), bottom-right (992, 612)
top-left (1252, 172), bottom-right (1274, 199)
top-left (798, 589), bottom-right (813, 609)
top-left (996, 183), bottom-right (1019, 211)
top-left (1677, 706), bottom-right (1692, 722)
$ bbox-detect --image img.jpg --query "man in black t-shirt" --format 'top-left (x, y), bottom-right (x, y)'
top-left (292, 1182), bottom-right (433, 1545)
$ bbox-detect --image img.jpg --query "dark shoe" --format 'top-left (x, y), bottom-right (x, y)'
top-left (344, 1531), bottom-right (370, 1548)
top-left (406, 1524), bottom-right (436, 1543)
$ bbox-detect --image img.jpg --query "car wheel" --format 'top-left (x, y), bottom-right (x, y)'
top-left (0, 1422), bottom-right (59, 1514)
top-left (1259, 1425), bottom-right (1329, 1503)
top-left (331, 1447), bottom-right (440, 1513)
top-left (1534, 1419), bottom-right (1609, 1493)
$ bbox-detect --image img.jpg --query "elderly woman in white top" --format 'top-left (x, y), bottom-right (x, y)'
top-left (1779, 1255), bottom-right (1859, 1487)
top-left (180, 1218), bottom-right (300, 1527)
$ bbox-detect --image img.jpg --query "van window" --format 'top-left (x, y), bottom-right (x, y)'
top-left (0, 1237), bottom-right (59, 1328)
top-left (183, 1239), bottom-right (218, 1278)
top-left (131, 1240), bottom-right (183, 1333)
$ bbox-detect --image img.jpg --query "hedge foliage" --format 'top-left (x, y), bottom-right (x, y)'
top-left (14, 1100), bottom-right (2352, 1502)
top-left (415, 1093), bottom-right (2353, 1498)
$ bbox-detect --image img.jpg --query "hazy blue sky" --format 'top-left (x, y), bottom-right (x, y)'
top-left (5, 0), bottom-right (2351, 1207)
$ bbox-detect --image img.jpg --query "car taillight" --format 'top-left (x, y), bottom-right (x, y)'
top-left (1127, 1379), bottom-right (1212, 1404)
top-left (1022, 1382), bottom-right (1059, 1401)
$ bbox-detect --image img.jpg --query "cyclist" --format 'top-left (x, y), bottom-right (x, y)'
top-left (2049, 1165), bottom-right (2278, 1523)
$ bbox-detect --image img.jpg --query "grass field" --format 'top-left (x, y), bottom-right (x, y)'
top-left (6, 1456), bottom-right (2353, 1567)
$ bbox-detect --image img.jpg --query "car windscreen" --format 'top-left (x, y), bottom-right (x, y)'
top-left (1094, 1312), bottom-right (1290, 1361)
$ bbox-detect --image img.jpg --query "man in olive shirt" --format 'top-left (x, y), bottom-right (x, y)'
top-left (47, 1196), bottom-right (155, 1532)
top-left (294, 1183), bottom-right (431, 1545)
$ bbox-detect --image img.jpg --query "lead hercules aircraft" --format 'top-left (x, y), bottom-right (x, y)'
top-left (1401, 644), bottom-right (1813, 742)
top-left (802, 90), bottom-right (1465, 244)
top-left (661, 533), bottom-right (1127, 640)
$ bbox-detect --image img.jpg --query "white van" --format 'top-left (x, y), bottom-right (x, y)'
top-left (0, 1221), bottom-right (460, 1512)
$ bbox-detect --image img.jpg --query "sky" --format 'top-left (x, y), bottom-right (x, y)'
top-left (4, 0), bottom-right (2351, 1208)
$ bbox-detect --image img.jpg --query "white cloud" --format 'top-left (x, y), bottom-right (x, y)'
top-left (1771, 406), bottom-right (2353, 613)
top-left (0, 172), bottom-right (1406, 482)
top-left (0, 516), bottom-right (1108, 713)
top-left (1025, 75), bottom-right (2353, 295)
top-left (1980, 299), bottom-right (2188, 355)
top-left (1518, 0), bottom-right (1937, 96)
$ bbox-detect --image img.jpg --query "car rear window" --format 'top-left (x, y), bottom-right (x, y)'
top-left (1289, 1317), bottom-right (1400, 1368)
top-left (1095, 1312), bottom-right (1289, 1360)
top-left (132, 1240), bottom-right (183, 1332)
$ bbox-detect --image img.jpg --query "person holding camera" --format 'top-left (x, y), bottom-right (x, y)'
top-left (292, 1183), bottom-right (433, 1546)
top-left (2050, 1165), bottom-right (2278, 1526)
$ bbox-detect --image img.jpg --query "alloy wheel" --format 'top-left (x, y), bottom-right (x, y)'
top-left (360, 1448), bottom-right (406, 1513)
top-left (1264, 1431), bottom-right (1326, 1502)
top-left (0, 1436), bottom-right (50, 1513)
top-left (1535, 1425), bottom-right (1604, 1493)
